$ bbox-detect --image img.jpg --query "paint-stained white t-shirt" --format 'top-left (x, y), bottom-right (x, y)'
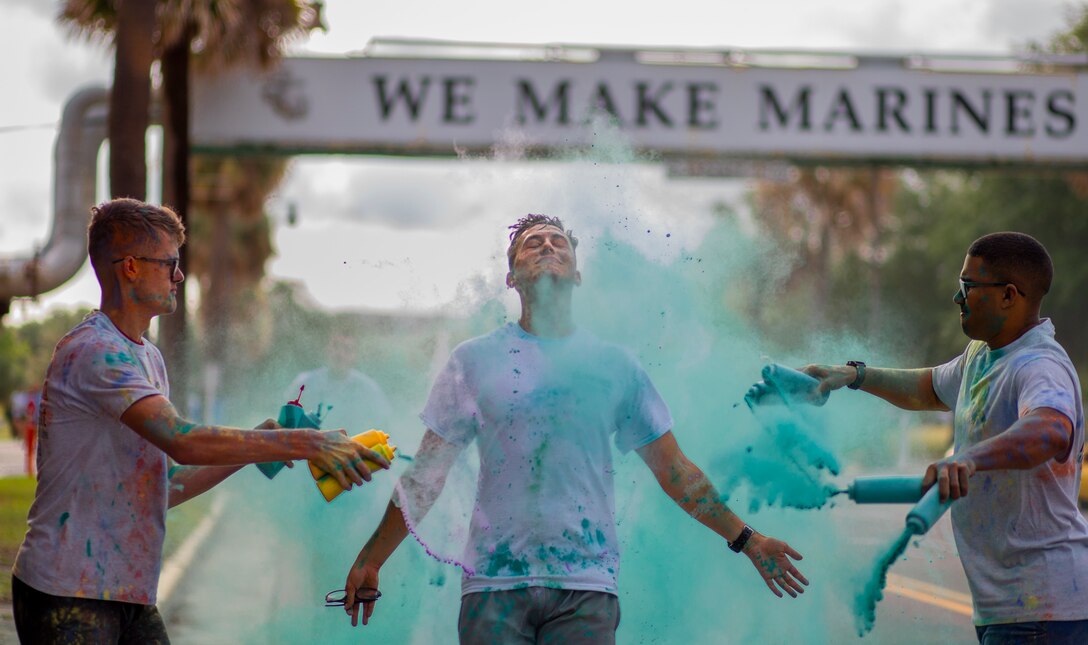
top-left (932, 319), bottom-right (1088, 625)
top-left (420, 323), bottom-right (672, 596)
top-left (13, 311), bottom-right (170, 604)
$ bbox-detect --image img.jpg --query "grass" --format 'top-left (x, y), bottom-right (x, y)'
top-left (0, 476), bottom-right (37, 602)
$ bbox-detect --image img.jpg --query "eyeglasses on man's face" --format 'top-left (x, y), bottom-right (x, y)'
top-left (112, 256), bottom-right (180, 275)
top-left (955, 278), bottom-right (1024, 303)
top-left (324, 587), bottom-right (382, 607)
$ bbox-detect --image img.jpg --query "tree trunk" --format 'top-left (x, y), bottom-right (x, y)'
top-left (867, 167), bottom-right (883, 336)
top-left (160, 22), bottom-right (192, 413)
top-left (108, 0), bottom-right (156, 199)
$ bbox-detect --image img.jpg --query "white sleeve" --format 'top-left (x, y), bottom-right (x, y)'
top-left (931, 349), bottom-right (967, 410)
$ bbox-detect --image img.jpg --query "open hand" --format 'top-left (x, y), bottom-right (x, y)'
top-left (743, 533), bottom-right (809, 598)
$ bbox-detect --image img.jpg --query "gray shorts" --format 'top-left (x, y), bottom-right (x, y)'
top-left (458, 587), bottom-right (620, 645)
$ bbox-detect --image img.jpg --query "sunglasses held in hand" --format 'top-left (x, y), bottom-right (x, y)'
top-left (325, 587), bottom-right (382, 607)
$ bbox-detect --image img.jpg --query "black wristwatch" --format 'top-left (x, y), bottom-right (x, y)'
top-left (846, 360), bottom-right (866, 390)
top-left (729, 525), bottom-right (754, 553)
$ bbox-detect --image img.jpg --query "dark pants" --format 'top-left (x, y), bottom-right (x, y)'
top-left (458, 588), bottom-right (620, 645)
top-left (12, 575), bottom-right (170, 645)
top-left (976, 619), bottom-right (1088, 645)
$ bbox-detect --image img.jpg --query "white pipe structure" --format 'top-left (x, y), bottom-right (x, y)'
top-left (0, 86), bottom-right (108, 315)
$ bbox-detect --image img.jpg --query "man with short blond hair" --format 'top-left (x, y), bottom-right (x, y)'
top-left (12, 198), bottom-right (389, 643)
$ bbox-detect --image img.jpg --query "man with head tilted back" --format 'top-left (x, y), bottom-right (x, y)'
top-left (342, 214), bottom-right (808, 644)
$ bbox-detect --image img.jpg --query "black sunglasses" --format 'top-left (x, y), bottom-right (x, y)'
top-left (112, 256), bottom-right (180, 274)
top-left (325, 587), bottom-right (382, 607)
top-left (957, 278), bottom-right (1025, 301)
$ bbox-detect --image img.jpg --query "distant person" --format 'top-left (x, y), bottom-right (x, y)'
top-left (284, 327), bottom-right (393, 432)
top-left (799, 232), bottom-right (1088, 644)
top-left (275, 325), bottom-right (394, 625)
top-left (341, 214), bottom-right (807, 644)
top-left (9, 387), bottom-right (41, 477)
top-left (11, 198), bottom-right (389, 644)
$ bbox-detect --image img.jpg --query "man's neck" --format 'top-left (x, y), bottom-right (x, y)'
top-left (518, 299), bottom-right (574, 339)
top-left (986, 315), bottom-right (1043, 351)
top-left (99, 303), bottom-right (150, 344)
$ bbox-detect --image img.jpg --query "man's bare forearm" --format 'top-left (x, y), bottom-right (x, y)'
top-left (657, 454), bottom-right (746, 543)
top-left (962, 409), bottom-right (1071, 472)
top-left (167, 464), bottom-right (243, 507)
top-left (353, 500), bottom-right (411, 569)
top-left (860, 367), bottom-right (947, 411)
top-left (166, 424), bottom-right (326, 465)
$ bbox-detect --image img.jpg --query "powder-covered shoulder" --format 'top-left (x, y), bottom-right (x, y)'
top-left (1007, 340), bottom-right (1076, 378)
top-left (1007, 345), bottom-right (1080, 416)
top-left (449, 327), bottom-right (507, 357)
top-left (52, 317), bottom-right (131, 365)
top-left (574, 331), bottom-right (645, 372)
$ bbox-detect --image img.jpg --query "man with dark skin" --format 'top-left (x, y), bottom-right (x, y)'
top-left (799, 232), bottom-right (1088, 644)
top-left (341, 214), bottom-right (808, 644)
top-left (11, 198), bottom-right (389, 643)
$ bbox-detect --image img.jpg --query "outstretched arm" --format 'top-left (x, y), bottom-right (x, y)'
top-left (923, 407), bottom-right (1072, 501)
top-left (802, 365), bottom-right (948, 412)
top-left (167, 418), bottom-right (286, 507)
top-left (636, 432), bottom-right (808, 598)
top-left (344, 429), bottom-right (462, 626)
top-left (121, 394), bottom-right (388, 492)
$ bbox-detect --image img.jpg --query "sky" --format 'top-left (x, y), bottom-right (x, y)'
top-left (0, 0), bottom-right (1078, 324)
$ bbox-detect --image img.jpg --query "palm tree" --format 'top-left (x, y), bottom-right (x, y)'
top-left (153, 0), bottom-right (323, 413)
top-left (60, 0), bottom-right (156, 199)
top-left (60, 0), bottom-right (325, 413)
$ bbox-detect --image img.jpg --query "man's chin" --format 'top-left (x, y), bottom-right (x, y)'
top-left (959, 320), bottom-right (984, 341)
top-left (532, 272), bottom-right (576, 286)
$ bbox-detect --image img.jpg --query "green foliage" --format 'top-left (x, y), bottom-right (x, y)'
top-left (738, 164), bottom-right (1088, 374)
top-left (0, 308), bottom-right (91, 407)
top-left (0, 330), bottom-right (31, 409)
top-left (1036, 4), bottom-right (1088, 53)
top-left (886, 170), bottom-right (1088, 368)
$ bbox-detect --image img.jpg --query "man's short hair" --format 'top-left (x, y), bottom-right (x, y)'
top-left (87, 198), bottom-right (186, 269)
top-left (506, 214), bottom-right (577, 269)
top-left (967, 232), bottom-right (1053, 301)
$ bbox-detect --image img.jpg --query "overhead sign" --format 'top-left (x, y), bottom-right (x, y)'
top-left (191, 46), bottom-right (1088, 165)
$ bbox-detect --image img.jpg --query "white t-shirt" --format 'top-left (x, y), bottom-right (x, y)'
top-left (13, 311), bottom-right (169, 604)
top-left (932, 319), bottom-right (1088, 625)
top-left (421, 323), bottom-right (672, 596)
